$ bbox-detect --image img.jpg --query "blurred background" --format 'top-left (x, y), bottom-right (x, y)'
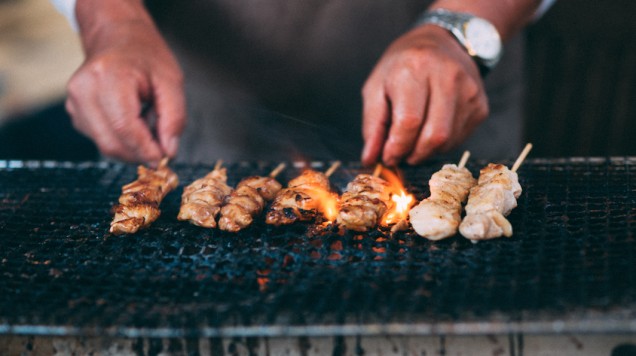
top-left (0, 0), bottom-right (97, 160)
top-left (0, 0), bottom-right (634, 161)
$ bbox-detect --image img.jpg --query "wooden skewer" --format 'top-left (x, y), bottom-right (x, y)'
top-left (458, 150), bottom-right (470, 169)
top-left (324, 161), bottom-right (341, 177)
top-left (269, 163), bottom-right (286, 178)
top-left (213, 159), bottom-right (223, 171)
top-left (511, 143), bottom-right (533, 173)
top-left (372, 163), bottom-right (383, 178)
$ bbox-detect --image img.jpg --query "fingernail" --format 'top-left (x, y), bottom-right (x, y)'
top-left (361, 143), bottom-right (371, 162)
top-left (166, 136), bottom-right (179, 157)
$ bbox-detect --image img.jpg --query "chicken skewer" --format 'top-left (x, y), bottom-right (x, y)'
top-left (459, 143), bottom-right (533, 241)
top-left (336, 164), bottom-right (395, 232)
top-left (408, 151), bottom-right (477, 240)
top-left (218, 163), bottom-right (286, 232)
top-left (110, 158), bottom-right (179, 235)
top-left (265, 161), bottom-right (340, 226)
top-left (178, 160), bottom-right (233, 228)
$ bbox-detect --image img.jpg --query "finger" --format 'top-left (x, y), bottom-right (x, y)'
top-left (98, 78), bottom-right (164, 163)
top-left (361, 79), bottom-right (390, 166)
top-left (65, 81), bottom-right (134, 161)
top-left (406, 84), bottom-right (456, 165)
top-left (153, 71), bottom-right (186, 158)
top-left (381, 75), bottom-right (427, 166)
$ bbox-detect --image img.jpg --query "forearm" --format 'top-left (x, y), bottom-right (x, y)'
top-left (428, 0), bottom-right (542, 41)
top-left (75, 0), bottom-right (157, 54)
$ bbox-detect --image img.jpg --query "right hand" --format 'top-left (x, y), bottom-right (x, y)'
top-left (66, 13), bottom-right (185, 164)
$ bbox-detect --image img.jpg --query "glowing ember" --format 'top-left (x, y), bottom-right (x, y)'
top-left (380, 168), bottom-right (415, 226)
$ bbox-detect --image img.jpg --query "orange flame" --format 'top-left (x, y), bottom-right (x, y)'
top-left (306, 187), bottom-right (339, 223)
top-left (380, 168), bottom-right (415, 226)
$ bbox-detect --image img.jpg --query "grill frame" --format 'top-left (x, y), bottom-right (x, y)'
top-left (0, 157), bottom-right (635, 338)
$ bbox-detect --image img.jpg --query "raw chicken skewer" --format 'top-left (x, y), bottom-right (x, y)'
top-left (110, 158), bottom-right (179, 235)
top-left (265, 161), bottom-right (340, 226)
top-left (408, 151), bottom-right (476, 240)
top-left (218, 163), bottom-right (286, 232)
top-left (178, 160), bottom-right (233, 228)
top-left (336, 164), bottom-right (394, 232)
top-left (459, 143), bottom-right (533, 241)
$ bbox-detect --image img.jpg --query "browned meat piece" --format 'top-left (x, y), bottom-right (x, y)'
top-left (178, 166), bottom-right (232, 228)
top-left (110, 158), bottom-right (179, 235)
top-left (336, 174), bottom-right (393, 232)
top-left (265, 169), bottom-right (337, 226)
top-left (219, 176), bottom-right (283, 232)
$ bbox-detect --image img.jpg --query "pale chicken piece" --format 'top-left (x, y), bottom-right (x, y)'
top-left (409, 164), bottom-right (476, 240)
top-left (110, 158), bottom-right (179, 235)
top-left (459, 163), bottom-right (522, 241)
top-left (218, 176), bottom-right (283, 232)
top-left (265, 169), bottom-right (335, 226)
top-left (178, 167), bottom-right (233, 228)
top-left (336, 174), bottom-right (393, 232)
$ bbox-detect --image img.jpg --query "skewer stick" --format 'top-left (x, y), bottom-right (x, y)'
top-left (372, 163), bottom-right (383, 178)
top-left (213, 159), bottom-right (224, 171)
top-left (324, 161), bottom-right (341, 178)
top-left (457, 150), bottom-right (470, 169)
top-left (511, 143), bottom-right (533, 173)
top-left (269, 163), bottom-right (286, 178)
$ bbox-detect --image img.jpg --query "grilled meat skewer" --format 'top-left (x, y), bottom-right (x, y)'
top-left (265, 162), bottom-right (339, 226)
top-left (110, 158), bottom-right (179, 235)
top-left (218, 163), bottom-right (285, 232)
top-left (459, 144), bottom-right (532, 241)
top-left (409, 152), bottom-right (476, 240)
top-left (336, 165), bottom-right (394, 232)
top-left (178, 161), bottom-right (232, 228)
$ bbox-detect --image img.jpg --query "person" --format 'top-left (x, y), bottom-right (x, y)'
top-left (51, 0), bottom-right (551, 166)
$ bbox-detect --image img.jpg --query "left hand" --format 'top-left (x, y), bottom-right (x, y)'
top-left (361, 24), bottom-right (489, 166)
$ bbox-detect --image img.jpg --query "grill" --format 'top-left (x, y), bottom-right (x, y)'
top-left (0, 158), bottom-right (635, 340)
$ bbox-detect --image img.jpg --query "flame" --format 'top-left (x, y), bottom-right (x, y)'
top-left (380, 168), bottom-right (415, 226)
top-left (306, 187), bottom-right (339, 223)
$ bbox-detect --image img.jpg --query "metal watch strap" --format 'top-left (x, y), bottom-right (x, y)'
top-left (415, 9), bottom-right (497, 76)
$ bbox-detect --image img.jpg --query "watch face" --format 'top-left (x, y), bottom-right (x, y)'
top-left (464, 18), bottom-right (502, 61)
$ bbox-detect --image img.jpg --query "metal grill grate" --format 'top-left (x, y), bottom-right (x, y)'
top-left (0, 158), bottom-right (635, 337)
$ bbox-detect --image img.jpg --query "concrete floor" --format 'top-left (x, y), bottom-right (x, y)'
top-left (0, 0), bottom-right (83, 122)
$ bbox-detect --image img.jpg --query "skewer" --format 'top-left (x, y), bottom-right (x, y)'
top-left (269, 163), bottom-right (286, 178)
top-left (408, 151), bottom-right (477, 240)
top-left (266, 161), bottom-right (339, 226)
top-left (372, 163), bottom-right (383, 178)
top-left (324, 161), bottom-right (341, 178)
top-left (459, 145), bottom-right (530, 241)
top-left (511, 143), bottom-right (532, 173)
top-left (458, 150), bottom-right (470, 169)
top-left (218, 163), bottom-right (286, 232)
top-left (178, 159), bottom-right (232, 228)
top-left (110, 158), bottom-right (179, 234)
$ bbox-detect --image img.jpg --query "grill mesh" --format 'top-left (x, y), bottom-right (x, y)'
top-left (0, 158), bottom-right (635, 337)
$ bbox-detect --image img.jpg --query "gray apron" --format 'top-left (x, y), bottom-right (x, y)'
top-left (148, 0), bottom-right (523, 164)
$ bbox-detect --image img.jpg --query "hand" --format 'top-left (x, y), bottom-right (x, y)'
top-left (66, 15), bottom-right (185, 164)
top-left (361, 24), bottom-right (489, 166)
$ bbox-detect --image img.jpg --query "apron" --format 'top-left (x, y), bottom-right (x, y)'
top-left (147, 0), bottom-right (523, 163)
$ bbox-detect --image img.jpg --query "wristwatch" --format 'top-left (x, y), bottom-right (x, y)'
top-left (416, 8), bottom-right (503, 75)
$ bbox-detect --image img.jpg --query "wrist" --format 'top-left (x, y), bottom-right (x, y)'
top-left (76, 0), bottom-right (155, 48)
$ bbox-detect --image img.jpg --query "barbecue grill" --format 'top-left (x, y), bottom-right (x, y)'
top-left (0, 158), bottom-right (635, 354)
